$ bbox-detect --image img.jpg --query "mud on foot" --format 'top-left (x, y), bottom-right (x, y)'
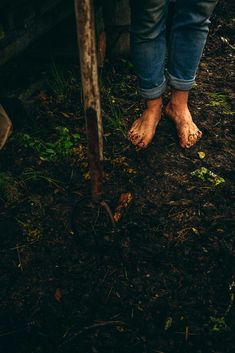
top-left (165, 102), bottom-right (202, 148)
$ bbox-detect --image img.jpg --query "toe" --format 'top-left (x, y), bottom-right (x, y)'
top-left (183, 130), bottom-right (202, 148)
top-left (131, 134), bottom-right (143, 146)
top-left (186, 143), bottom-right (192, 149)
top-left (130, 133), bottom-right (139, 142)
top-left (179, 133), bottom-right (188, 148)
top-left (137, 139), bottom-right (148, 149)
top-left (129, 119), bottom-right (140, 134)
top-left (188, 134), bottom-right (196, 143)
top-left (128, 128), bottom-right (139, 139)
top-left (137, 134), bottom-right (153, 149)
top-left (197, 130), bottom-right (202, 139)
top-left (137, 141), bottom-right (146, 149)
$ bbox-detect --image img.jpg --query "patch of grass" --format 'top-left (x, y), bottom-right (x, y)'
top-left (17, 127), bottom-right (80, 161)
top-left (104, 88), bottom-right (128, 138)
top-left (207, 92), bottom-right (234, 115)
top-left (21, 168), bottom-right (64, 189)
top-left (0, 172), bottom-right (23, 206)
top-left (49, 64), bottom-right (79, 102)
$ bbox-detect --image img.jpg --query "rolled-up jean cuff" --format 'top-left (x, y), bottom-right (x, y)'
top-left (167, 72), bottom-right (196, 91)
top-left (138, 79), bottom-right (166, 99)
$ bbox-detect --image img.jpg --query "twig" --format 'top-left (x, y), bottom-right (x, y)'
top-left (16, 243), bottom-right (23, 271)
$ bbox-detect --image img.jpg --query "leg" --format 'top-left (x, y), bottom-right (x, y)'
top-left (128, 0), bottom-right (169, 148)
top-left (166, 0), bottom-right (218, 148)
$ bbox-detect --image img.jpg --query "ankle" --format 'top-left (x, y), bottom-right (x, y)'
top-left (146, 97), bottom-right (163, 111)
top-left (170, 90), bottom-right (189, 107)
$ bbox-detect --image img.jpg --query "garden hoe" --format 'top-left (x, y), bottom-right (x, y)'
top-left (73, 0), bottom-right (114, 234)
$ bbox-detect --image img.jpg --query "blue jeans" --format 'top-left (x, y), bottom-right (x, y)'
top-left (130, 0), bottom-right (218, 99)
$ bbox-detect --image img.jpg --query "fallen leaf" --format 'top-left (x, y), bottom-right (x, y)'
top-left (198, 151), bottom-right (206, 159)
top-left (165, 317), bottom-right (173, 330)
top-left (192, 227), bottom-right (199, 235)
top-left (60, 112), bottom-right (71, 118)
top-left (113, 192), bottom-right (133, 223)
top-left (54, 288), bottom-right (62, 302)
top-left (116, 325), bottom-right (125, 332)
top-left (83, 171), bottom-right (91, 181)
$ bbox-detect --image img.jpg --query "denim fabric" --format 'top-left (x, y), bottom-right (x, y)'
top-left (130, 0), bottom-right (218, 99)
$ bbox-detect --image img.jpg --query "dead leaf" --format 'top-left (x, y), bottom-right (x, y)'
top-left (192, 227), bottom-right (199, 235)
top-left (54, 288), bottom-right (62, 302)
top-left (113, 193), bottom-right (133, 223)
top-left (60, 112), bottom-right (71, 118)
top-left (165, 317), bottom-right (173, 330)
top-left (198, 151), bottom-right (206, 159)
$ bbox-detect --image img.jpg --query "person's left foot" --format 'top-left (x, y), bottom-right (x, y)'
top-left (165, 102), bottom-right (202, 148)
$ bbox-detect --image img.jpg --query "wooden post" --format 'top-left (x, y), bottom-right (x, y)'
top-left (74, 0), bottom-right (103, 202)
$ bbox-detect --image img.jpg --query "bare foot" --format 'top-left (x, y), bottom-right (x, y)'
top-left (165, 92), bottom-right (202, 148)
top-left (128, 98), bottom-right (162, 148)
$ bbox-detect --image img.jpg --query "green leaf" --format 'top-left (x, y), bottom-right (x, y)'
top-left (191, 167), bottom-right (225, 186)
top-left (73, 133), bottom-right (80, 140)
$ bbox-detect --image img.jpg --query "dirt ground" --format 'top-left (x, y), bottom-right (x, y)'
top-left (0, 1), bottom-right (234, 352)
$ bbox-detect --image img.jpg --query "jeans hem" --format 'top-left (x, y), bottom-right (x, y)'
top-left (167, 72), bottom-right (196, 91)
top-left (138, 79), bottom-right (166, 99)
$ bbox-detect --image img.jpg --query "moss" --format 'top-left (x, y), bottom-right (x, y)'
top-left (207, 92), bottom-right (234, 115)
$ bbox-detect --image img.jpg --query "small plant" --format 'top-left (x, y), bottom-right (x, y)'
top-left (18, 127), bottom-right (80, 161)
top-left (191, 167), bottom-right (225, 186)
top-left (209, 316), bottom-right (230, 333)
top-left (209, 281), bottom-right (235, 333)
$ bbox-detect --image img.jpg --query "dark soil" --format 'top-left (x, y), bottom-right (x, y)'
top-left (0, 1), bottom-right (234, 353)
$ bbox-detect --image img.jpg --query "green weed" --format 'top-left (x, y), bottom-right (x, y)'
top-left (104, 89), bottom-right (127, 137)
top-left (209, 316), bottom-right (230, 333)
top-left (18, 127), bottom-right (80, 161)
top-left (21, 168), bottom-right (64, 189)
top-left (209, 281), bottom-right (234, 333)
top-left (191, 167), bottom-right (225, 186)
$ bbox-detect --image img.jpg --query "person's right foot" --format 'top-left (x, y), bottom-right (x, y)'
top-left (128, 99), bottom-right (162, 149)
